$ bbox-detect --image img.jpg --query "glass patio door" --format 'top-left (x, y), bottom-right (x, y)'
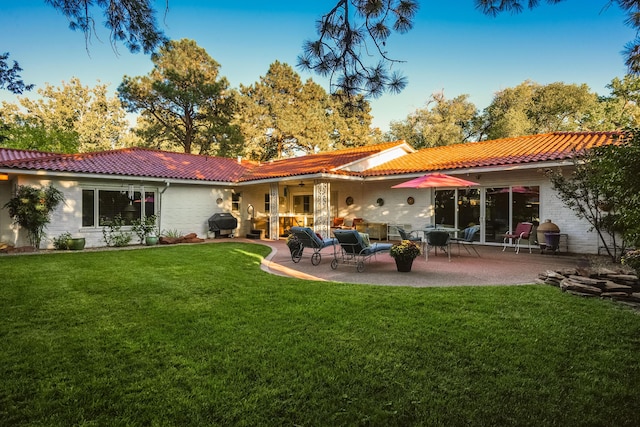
top-left (484, 186), bottom-right (540, 244)
top-left (436, 186), bottom-right (539, 244)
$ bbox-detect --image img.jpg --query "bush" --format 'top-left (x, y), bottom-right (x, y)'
top-left (52, 232), bottom-right (72, 250)
top-left (131, 215), bottom-right (158, 243)
top-left (3, 184), bottom-right (64, 249)
top-left (102, 215), bottom-right (132, 247)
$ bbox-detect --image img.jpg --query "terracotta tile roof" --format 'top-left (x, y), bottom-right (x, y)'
top-left (364, 132), bottom-right (622, 176)
top-left (1, 147), bottom-right (254, 182)
top-left (1, 133), bottom-right (621, 182)
top-left (240, 141), bottom-right (407, 180)
top-left (0, 148), bottom-right (55, 163)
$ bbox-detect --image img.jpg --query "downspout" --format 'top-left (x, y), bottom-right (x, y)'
top-left (158, 181), bottom-right (170, 234)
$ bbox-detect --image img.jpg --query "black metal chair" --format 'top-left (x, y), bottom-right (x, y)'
top-left (425, 230), bottom-right (451, 261)
top-left (397, 227), bottom-right (422, 244)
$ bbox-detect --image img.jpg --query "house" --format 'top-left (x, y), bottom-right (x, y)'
top-left (0, 131), bottom-right (620, 253)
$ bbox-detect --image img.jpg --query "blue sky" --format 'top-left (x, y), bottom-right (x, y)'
top-left (0, 0), bottom-right (634, 131)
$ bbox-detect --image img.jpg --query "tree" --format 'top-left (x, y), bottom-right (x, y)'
top-left (386, 92), bottom-right (480, 148)
top-left (545, 129), bottom-right (640, 262)
top-left (3, 184), bottom-right (65, 249)
top-left (298, 0), bottom-right (419, 98)
top-left (596, 74), bottom-right (640, 129)
top-left (5, 1), bottom-right (640, 100)
top-left (330, 92), bottom-right (376, 148)
top-left (0, 53), bottom-right (33, 94)
top-left (0, 111), bottom-right (79, 153)
top-left (118, 39), bottom-right (241, 155)
top-left (44, 0), bottom-right (167, 55)
top-left (236, 61), bottom-right (373, 161)
top-left (481, 81), bottom-right (598, 140)
top-left (237, 61), bottom-right (326, 160)
top-left (0, 78), bottom-right (129, 152)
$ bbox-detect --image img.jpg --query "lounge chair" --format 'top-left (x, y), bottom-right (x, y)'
top-left (289, 226), bottom-right (337, 265)
top-left (331, 229), bottom-right (392, 272)
top-left (450, 225), bottom-right (480, 257)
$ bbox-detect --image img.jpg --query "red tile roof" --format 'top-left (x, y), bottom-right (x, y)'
top-left (0, 147), bottom-right (254, 182)
top-left (364, 132), bottom-right (621, 176)
top-left (0, 148), bottom-right (55, 162)
top-left (0, 132), bottom-right (622, 182)
top-left (241, 141), bottom-right (407, 180)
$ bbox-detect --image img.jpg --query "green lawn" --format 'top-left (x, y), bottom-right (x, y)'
top-left (1, 243), bottom-right (639, 426)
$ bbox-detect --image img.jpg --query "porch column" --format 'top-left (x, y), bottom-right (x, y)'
top-left (269, 183), bottom-right (280, 240)
top-left (314, 180), bottom-right (331, 238)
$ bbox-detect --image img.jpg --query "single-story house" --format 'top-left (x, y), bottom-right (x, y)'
top-left (0, 131), bottom-right (620, 253)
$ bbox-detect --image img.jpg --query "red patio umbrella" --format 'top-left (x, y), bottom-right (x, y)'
top-left (391, 173), bottom-right (479, 189)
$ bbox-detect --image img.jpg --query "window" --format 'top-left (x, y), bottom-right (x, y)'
top-left (232, 192), bottom-right (241, 212)
top-left (82, 190), bottom-right (96, 227)
top-left (293, 195), bottom-right (313, 214)
top-left (264, 193), bottom-right (270, 213)
top-left (81, 188), bottom-right (155, 227)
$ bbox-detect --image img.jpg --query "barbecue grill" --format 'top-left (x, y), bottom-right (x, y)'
top-left (208, 212), bottom-right (238, 238)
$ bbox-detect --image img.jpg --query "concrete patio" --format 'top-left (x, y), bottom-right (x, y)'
top-left (251, 238), bottom-right (583, 287)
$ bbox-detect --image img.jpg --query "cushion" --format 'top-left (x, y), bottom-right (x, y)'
top-left (358, 232), bottom-right (371, 248)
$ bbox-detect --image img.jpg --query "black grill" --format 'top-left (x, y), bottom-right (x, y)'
top-left (208, 212), bottom-right (238, 237)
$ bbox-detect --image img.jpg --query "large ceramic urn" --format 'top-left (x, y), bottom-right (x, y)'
top-left (537, 219), bottom-right (560, 250)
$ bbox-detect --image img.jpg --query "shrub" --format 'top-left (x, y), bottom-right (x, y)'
top-left (131, 215), bottom-right (158, 243)
top-left (52, 232), bottom-right (72, 250)
top-left (102, 215), bottom-right (132, 247)
top-left (3, 184), bottom-right (65, 249)
top-left (621, 249), bottom-right (640, 275)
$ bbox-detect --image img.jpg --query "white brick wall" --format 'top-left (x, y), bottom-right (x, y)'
top-left (1, 170), bottom-right (610, 254)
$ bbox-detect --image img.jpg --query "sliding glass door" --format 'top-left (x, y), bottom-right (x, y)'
top-left (436, 186), bottom-right (539, 244)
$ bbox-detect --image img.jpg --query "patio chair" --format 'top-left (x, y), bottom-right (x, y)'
top-left (289, 226), bottom-right (337, 265)
top-left (450, 225), bottom-right (480, 257)
top-left (425, 230), bottom-right (451, 261)
top-left (352, 217), bottom-right (364, 229)
top-left (331, 229), bottom-right (392, 272)
top-left (397, 227), bottom-right (422, 246)
top-left (502, 222), bottom-right (534, 254)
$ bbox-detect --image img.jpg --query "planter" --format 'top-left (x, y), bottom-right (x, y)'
top-left (394, 258), bottom-right (414, 272)
top-left (544, 233), bottom-right (561, 253)
top-left (288, 242), bottom-right (303, 263)
top-left (145, 236), bottom-right (159, 246)
top-left (67, 237), bottom-right (85, 250)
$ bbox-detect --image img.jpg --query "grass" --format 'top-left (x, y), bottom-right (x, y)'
top-left (1, 242), bottom-right (640, 426)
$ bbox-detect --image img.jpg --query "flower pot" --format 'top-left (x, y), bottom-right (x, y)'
top-left (145, 236), bottom-right (159, 246)
top-left (395, 258), bottom-right (414, 272)
top-left (67, 237), bottom-right (85, 250)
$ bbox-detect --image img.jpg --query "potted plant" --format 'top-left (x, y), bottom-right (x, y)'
top-left (286, 233), bottom-right (302, 260)
top-left (132, 215), bottom-right (159, 245)
top-left (390, 239), bottom-right (421, 272)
